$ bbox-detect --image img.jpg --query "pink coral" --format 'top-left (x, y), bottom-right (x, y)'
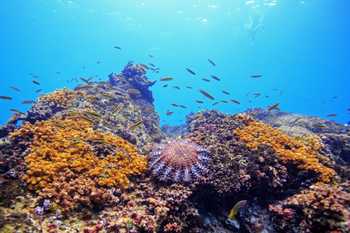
top-left (149, 139), bottom-right (210, 183)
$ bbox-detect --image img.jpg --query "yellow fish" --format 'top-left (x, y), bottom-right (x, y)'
top-left (228, 200), bottom-right (247, 220)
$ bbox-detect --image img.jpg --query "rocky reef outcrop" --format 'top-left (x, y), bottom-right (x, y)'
top-left (0, 64), bottom-right (349, 233)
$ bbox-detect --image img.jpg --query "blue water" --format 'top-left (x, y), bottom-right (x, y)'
top-left (1, 0), bottom-right (349, 126)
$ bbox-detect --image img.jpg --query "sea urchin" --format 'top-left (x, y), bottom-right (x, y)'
top-left (149, 139), bottom-right (210, 183)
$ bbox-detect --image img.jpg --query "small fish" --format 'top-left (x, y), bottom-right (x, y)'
top-left (114, 46), bottom-right (122, 50)
top-left (22, 100), bottom-right (35, 104)
top-left (101, 93), bottom-right (115, 99)
top-left (148, 54), bottom-right (154, 58)
top-left (148, 63), bottom-right (156, 67)
top-left (208, 59), bottom-right (216, 66)
top-left (160, 77), bottom-right (173, 81)
top-left (10, 109), bottom-right (25, 115)
top-left (195, 100), bottom-right (204, 104)
top-left (32, 80), bottom-right (40, 85)
top-left (222, 90), bottom-right (230, 95)
top-left (202, 78), bottom-right (210, 82)
top-left (178, 105), bottom-right (187, 109)
top-left (253, 93), bottom-right (261, 98)
top-left (10, 86), bottom-right (21, 92)
top-left (80, 77), bottom-right (92, 84)
top-left (129, 120), bottom-right (143, 131)
top-left (0, 96), bottom-right (13, 100)
top-left (228, 200), bottom-right (248, 221)
top-left (56, 72), bottom-right (61, 75)
top-left (251, 74), bottom-right (262, 78)
top-left (96, 61), bottom-right (101, 64)
top-left (199, 90), bottom-right (215, 100)
top-left (84, 111), bottom-right (101, 118)
top-left (162, 84), bottom-right (168, 88)
top-left (230, 99), bottom-right (240, 105)
top-left (140, 64), bottom-right (149, 70)
top-left (186, 68), bottom-right (196, 75)
top-left (173, 86), bottom-right (180, 90)
top-left (221, 100), bottom-right (229, 104)
top-left (166, 110), bottom-right (174, 116)
top-left (327, 114), bottom-right (337, 117)
top-left (347, 108), bottom-right (350, 112)
top-left (171, 103), bottom-right (179, 107)
top-left (268, 103), bottom-right (280, 112)
top-left (186, 86), bottom-right (193, 89)
top-left (210, 75), bottom-right (221, 81)
top-left (35, 89), bottom-right (43, 93)
top-left (213, 102), bottom-right (220, 106)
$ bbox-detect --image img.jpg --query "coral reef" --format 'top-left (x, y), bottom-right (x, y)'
top-left (10, 115), bottom-right (147, 211)
top-left (234, 119), bottom-right (336, 183)
top-left (186, 111), bottom-right (291, 196)
top-left (149, 139), bottom-right (210, 183)
top-left (269, 181), bottom-right (350, 233)
top-left (1, 64), bottom-right (350, 233)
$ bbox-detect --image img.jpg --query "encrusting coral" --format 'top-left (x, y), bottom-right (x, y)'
top-left (10, 114), bottom-right (147, 211)
top-left (38, 88), bottom-right (83, 109)
top-left (234, 119), bottom-right (336, 183)
top-left (269, 181), bottom-right (350, 233)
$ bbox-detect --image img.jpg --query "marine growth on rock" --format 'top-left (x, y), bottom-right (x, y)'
top-left (149, 139), bottom-right (210, 183)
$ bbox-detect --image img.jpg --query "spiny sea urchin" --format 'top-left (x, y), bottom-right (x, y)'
top-left (149, 139), bottom-right (210, 183)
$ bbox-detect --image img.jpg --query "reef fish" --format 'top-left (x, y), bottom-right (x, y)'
top-left (166, 110), bottom-right (174, 116)
top-left (327, 114), bottom-right (337, 117)
top-left (128, 120), bottom-right (143, 131)
top-left (210, 75), bottom-right (221, 81)
top-left (32, 80), bottom-right (40, 85)
top-left (268, 103), bottom-right (280, 112)
top-left (80, 77), bottom-right (92, 84)
top-left (228, 200), bottom-right (247, 221)
top-left (186, 68), bottom-right (196, 75)
top-left (208, 59), bottom-right (216, 66)
top-left (162, 84), bottom-right (168, 88)
top-left (186, 86), bottom-right (193, 89)
top-left (199, 90), bottom-right (215, 100)
top-left (202, 78), bottom-right (210, 82)
top-left (160, 77), bottom-right (173, 81)
top-left (35, 89), bottom-right (43, 93)
top-left (0, 96), bottom-right (12, 100)
top-left (230, 99), bottom-right (240, 105)
top-left (251, 74), bottom-right (262, 79)
top-left (178, 105), bottom-right (187, 109)
top-left (222, 90), bottom-right (230, 95)
top-left (171, 104), bottom-right (179, 107)
top-left (10, 109), bottom-right (25, 115)
top-left (114, 46), bottom-right (122, 50)
top-left (173, 86), bottom-right (180, 90)
top-left (22, 100), bottom-right (35, 104)
top-left (196, 100), bottom-right (204, 104)
top-left (10, 86), bottom-right (21, 92)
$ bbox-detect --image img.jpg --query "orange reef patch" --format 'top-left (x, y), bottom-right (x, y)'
top-left (10, 115), bottom-right (147, 210)
top-left (234, 120), bottom-right (336, 183)
top-left (38, 88), bottom-right (83, 108)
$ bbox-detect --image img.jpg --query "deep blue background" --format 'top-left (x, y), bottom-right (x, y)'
top-left (1, 0), bottom-right (349, 126)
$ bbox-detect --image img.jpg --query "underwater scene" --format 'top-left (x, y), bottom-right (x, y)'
top-left (0, 0), bottom-right (350, 232)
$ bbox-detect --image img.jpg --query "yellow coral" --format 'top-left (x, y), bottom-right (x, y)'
top-left (235, 121), bottom-right (335, 183)
top-left (38, 88), bottom-right (83, 108)
top-left (10, 115), bottom-right (147, 209)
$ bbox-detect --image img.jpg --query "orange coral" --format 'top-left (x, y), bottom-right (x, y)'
top-left (235, 120), bottom-right (335, 183)
top-left (10, 115), bottom-right (147, 210)
top-left (38, 88), bottom-right (83, 108)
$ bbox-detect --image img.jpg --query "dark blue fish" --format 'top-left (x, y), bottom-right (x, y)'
top-left (186, 68), bottom-right (196, 75)
top-left (208, 59), bottom-right (216, 66)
